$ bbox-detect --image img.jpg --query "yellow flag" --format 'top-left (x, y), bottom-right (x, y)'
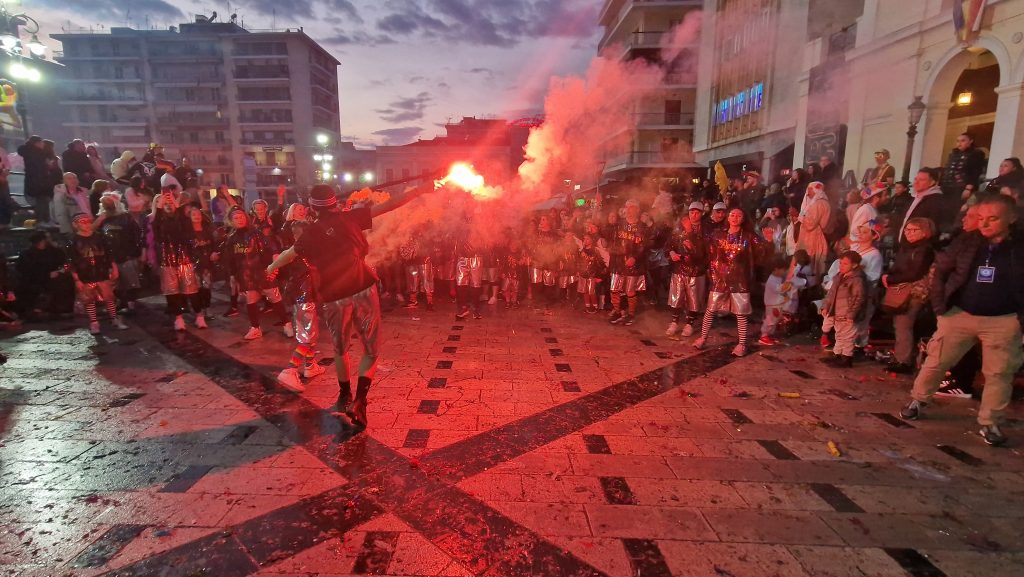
top-left (714, 161), bottom-right (730, 195)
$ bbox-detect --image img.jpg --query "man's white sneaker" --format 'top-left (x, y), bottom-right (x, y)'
top-left (303, 362), bottom-right (326, 379)
top-left (194, 314), bottom-right (208, 329)
top-left (283, 322), bottom-right (294, 338)
top-left (277, 368), bottom-right (305, 392)
top-left (681, 323), bottom-right (694, 337)
top-left (113, 318), bottom-right (129, 330)
top-left (89, 321), bottom-right (101, 335)
top-left (244, 326), bottom-right (263, 340)
top-left (665, 322), bottom-right (679, 337)
top-left (488, 296), bottom-right (497, 305)
top-left (173, 316), bottom-right (186, 332)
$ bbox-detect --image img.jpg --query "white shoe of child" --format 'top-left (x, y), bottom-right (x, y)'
top-left (173, 316), bottom-right (186, 332)
top-left (303, 361), bottom-right (326, 379)
top-left (244, 326), bottom-right (263, 340)
top-left (277, 368), bottom-right (305, 392)
top-left (194, 314), bottom-right (208, 329)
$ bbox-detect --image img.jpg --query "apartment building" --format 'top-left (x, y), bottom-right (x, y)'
top-left (597, 0), bottom-right (703, 193)
top-left (52, 16), bottom-right (340, 198)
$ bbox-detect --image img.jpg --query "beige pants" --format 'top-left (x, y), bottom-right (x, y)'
top-left (911, 308), bottom-right (1023, 426)
top-left (832, 318), bottom-right (858, 357)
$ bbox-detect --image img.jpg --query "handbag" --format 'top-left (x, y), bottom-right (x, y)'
top-left (881, 282), bottom-right (912, 313)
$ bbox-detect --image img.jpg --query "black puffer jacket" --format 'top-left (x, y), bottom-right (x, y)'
top-left (941, 147), bottom-right (987, 191)
top-left (887, 238), bottom-right (935, 285)
top-left (929, 230), bottom-right (1024, 316)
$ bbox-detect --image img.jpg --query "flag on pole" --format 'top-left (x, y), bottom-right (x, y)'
top-left (714, 161), bottom-right (730, 196)
top-left (953, 0), bottom-right (988, 42)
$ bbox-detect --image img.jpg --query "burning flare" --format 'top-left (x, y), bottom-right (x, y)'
top-left (436, 163), bottom-right (496, 199)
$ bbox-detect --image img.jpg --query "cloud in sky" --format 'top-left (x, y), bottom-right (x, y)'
top-left (376, 92), bottom-right (434, 123)
top-left (374, 0), bottom-right (598, 47)
top-left (372, 127), bottom-right (425, 145)
top-left (37, 0), bottom-right (184, 21)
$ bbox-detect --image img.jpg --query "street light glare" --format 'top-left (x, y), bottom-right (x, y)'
top-left (313, 154), bottom-right (323, 161)
top-left (322, 162), bottom-right (331, 171)
top-left (362, 171), bottom-right (374, 182)
top-left (316, 134), bottom-right (329, 145)
top-left (9, 62), bottom-right (40, 82)
top-left (343, 172), bottom-right (354, 182)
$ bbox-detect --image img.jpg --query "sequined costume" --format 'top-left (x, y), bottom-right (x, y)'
top-left (666, 223), bottom-right (708, 313)
top-left (608, 219), bottom-right (649, 294)
top-left (153, 209), bottom-right (199, 297)
top-left (706, 228), bottom-right (771, 315)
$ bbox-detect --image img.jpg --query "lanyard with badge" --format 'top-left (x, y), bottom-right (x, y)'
top-left (977, 244), bottom-right (997, 283)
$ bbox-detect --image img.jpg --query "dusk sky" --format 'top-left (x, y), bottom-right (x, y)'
top-left (33, 0), bottom-right (603, 147)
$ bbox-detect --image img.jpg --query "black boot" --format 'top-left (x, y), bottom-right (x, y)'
top-left (336, 380), bottom-right (353, 411)
top-left (835, 355), bottom-right (853, 368)
top-left (348, 377), bottom-right (370, 429)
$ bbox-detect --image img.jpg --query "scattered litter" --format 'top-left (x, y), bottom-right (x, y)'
top-left (731, 391), bottom-right (751, 398)
top-left (373, 540), bottom-right (395, 553)
top-left (153, 529), bottom-right (173, 537)
top-left (827, 441), bottom-right (842, 457)
top-left (411, 317), bottom-right (421, 321)
top-left (778, 392), bottom-right (801, 399)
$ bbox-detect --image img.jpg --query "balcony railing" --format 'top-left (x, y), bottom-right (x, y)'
top-left (160, 138), bottom-right (232, 145)
top-left (152, 74), bottom-right (225, 83)
top-left (634, 112), bottom-right (695, 127)
top-left (234, 66), bottom-right (290, 79)
top-left (605, 149), bottom-right (696, 170)
top-left (157, 114), bottom-right (229, 125)
top-left (63, 93), bottom-right (145, 102)
top-left (240, 138), bottom-right (294, 146)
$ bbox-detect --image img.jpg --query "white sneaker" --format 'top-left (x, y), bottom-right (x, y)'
top-left (283, 322), bottom-right (294, 338)
top-left (113, 317), bottom-right (129, 330)
top-left (277, 368), bottom-right (305, 392)
top-left (89, 321), bottom-right (101, 335)
top-left (731, 344), bottom-right (747, 357)
top-left (488, 296), bottom-right (497, 305)
top-left (194, 314), bottom-right (208, 329)
top-left (681, 323), bottom-right (694, 337)
top-left (665, 322), bottom-right (679, 337)
top-left (173, 316), bottom-right (186, 332)
top-left (244, 326), bottom-right (263, 340)
top-left (303, 361), bottom-right (326, 379)
top-left (692, 337), bottom-right (706, 350)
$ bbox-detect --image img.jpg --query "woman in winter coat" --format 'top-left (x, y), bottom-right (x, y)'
top-left (52, 172), bottom-right (91, 234)
top-left (882, 217), bottom-right (936, 374)
top-left (110, 150), bottom-right (136, 186)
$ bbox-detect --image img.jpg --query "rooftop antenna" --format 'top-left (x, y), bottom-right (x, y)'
top-left (271, 8), bottom-right (276, 30)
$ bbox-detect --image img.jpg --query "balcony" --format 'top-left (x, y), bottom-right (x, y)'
top-left (234, 65), bottom-right (290, 80)
top-left (604, 149), bottom-right (699, 172)
top-left (156, 114), bottom-right (229, 126)
top-left (152, 73), bottom-right (225, 85)
top-left (59, 93), bottom-right (145, 105)
top-left (160, 138), bottom-right (232, 146)
top-left (634, 111), bottom-right (695, 128)
top-left (599, 0), bottom-right (702, 48)
top-left (240, 138), bottom-right (294, 146)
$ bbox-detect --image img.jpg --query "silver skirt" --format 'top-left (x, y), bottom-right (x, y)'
top-left (609, 273), bottom-right (646, 293)
top-left (456, 256), bottom-right (484, 287)
top-left (707, 291), bottom-right (752, 315)
top-left (668, 273), bottom-right (706, 312)
top-left (160, 263), bottom-right (199, 296)
top-left (406, 263), bottom-right (435, 293)
top-left (577, 276), bottom-right (600, 295)
top-left (558, 274), bottom-right (577, 289)
top-left (529, 267), bottom-right (556, 286)
top-left (292, 300), bottom-right (319, 346)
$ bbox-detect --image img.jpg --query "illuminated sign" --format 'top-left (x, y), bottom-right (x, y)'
top-left (713, 82), bottom-right (764, 126)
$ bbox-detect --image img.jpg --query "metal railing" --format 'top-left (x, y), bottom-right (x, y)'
top-left (634, 112), bottom-right (695, 126)
top-left (606, 149), bottom-right (696, 168)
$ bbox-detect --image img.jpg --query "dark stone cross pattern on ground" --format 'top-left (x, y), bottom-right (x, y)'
top-left (87, 311), bottom-right (742, 577)
top-left (80, 311), bottom-right (957, 577)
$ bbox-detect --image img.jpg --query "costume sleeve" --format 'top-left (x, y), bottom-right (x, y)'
top-left (801, 201), bottom-right (828, 232)
top-left (352, 207), bottom-right (373, 231)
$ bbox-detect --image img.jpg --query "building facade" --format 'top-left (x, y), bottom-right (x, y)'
top-left (796, 0), bottom-right (1024, 183)
top-left (693, 0), bottom-right (818, 180)
top-left (52, 17), bottom-right (340, 199)
top-left (597, 0), bottom-right (704, 194)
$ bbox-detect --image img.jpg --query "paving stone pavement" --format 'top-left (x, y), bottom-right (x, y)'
top-left (2, 296), bottom-right (1024, 577)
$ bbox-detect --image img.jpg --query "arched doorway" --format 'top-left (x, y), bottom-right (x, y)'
top-left (940, 51), bottom-right (999, 158)
top-left (917, 36), bottom-right (1017, 178)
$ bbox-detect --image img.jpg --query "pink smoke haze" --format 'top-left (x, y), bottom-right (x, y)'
top-left (366, 14), bottom-right (703, 264)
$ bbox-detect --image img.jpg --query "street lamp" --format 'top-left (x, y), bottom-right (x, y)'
top-left (0, 3), bottom-right (44, 59)
top-left (902, 96), bottom-right (927, 182)
top-left (316, 134), bottom-right (329, 146)
top-left (361, 171), bottom-right (374, 183)
top-left (343, 172), bottom-right (353, 183)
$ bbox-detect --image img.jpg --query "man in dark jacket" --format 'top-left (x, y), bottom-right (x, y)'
top-left (16, 230), bottom-right (75, 317)
top-left (17, 135), bottom-right (51, 221)
top-left (899, 195), bottom-right (1024, 447)
top-left (61, 139), bottom-right (94, 185)
top-left (941, 133), bottom-right (987, 195)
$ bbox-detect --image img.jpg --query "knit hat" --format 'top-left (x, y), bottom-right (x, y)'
top-left (309, 184), bottom-right (338, 208)
top-left (688, 201), bottom-right (704, 212)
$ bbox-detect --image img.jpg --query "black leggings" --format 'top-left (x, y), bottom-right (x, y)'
top-left (165, 293), bottom-right (204, 316)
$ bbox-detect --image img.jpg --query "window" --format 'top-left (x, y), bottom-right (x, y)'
top-left (215, 131), bottom-right (225, 143)
top-left (385, 169), bottom-right (394, 182)
top-left (189, 132), bottom-right (199, 144)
